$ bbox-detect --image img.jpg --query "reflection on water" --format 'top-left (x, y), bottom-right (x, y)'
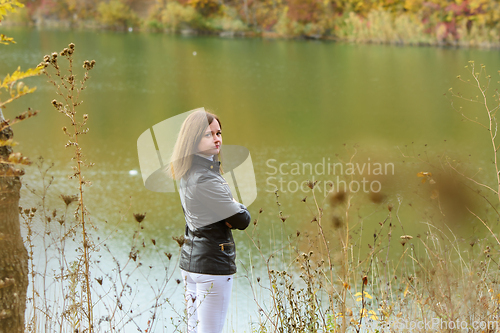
top-left (3, 27), bottom-right (500, 331)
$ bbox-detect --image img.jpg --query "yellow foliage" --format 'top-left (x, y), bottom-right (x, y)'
top-left (7, 152), bottom-right (31, 165)
top-left (0, 33), bottom-right (15, 45)
top-left (97, 0), bottom-right (139, 28)
top-left (1, 66), bottom-right (43, 90)
top-left (0, 138), bottom-right (15, 147)
top-left (354, 291), bottom-right (373, 301)
top-left (0, 65), bottom-right (43, 108)
top-left (0, 0), bottom-right (23, 22)
top-left (161, 2), bottom-right (199, 31)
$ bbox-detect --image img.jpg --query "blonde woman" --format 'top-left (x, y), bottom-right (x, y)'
top-left (169, 109), bottom-right (251, 333)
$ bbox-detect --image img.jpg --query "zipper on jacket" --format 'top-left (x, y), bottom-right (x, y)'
top-left (219, 242), bottom-right (234, 251)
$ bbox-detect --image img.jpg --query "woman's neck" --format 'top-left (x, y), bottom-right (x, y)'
top-left (195, 153), bottom-right (214, 161)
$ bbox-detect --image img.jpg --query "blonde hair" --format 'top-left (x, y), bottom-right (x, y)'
top-left (168, 109), bottom-right (222, 180)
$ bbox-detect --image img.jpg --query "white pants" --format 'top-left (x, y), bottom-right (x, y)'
top-left (181, 269), bottom-right (233, 333)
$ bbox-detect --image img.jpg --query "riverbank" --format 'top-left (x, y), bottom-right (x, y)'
top-left (2, 0), bottom-right (500, 48)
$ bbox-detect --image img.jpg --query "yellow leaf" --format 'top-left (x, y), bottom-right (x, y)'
top-left (1, 65), bottom-right (43, 89)
top-left (403, 283), bottom-right (409, 297)
top-left (0, 0), bottom-right (24, 21)
top-left (0, 34), bottom-right (15, 45)
top-left (369, 310), bottom-right (378, 320)
top-left (417, 171), bottom-right (432, 177)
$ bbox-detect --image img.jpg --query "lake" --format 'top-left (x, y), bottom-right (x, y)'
top-left (2, 27), bottom-right (500, 332)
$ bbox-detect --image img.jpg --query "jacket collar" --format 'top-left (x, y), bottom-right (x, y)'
top-left (191, 154), bottom-right (220, 173)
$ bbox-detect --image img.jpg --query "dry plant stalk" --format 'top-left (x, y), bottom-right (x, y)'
top-left (448, 61), bottom-right (500, 243)
top-left (39, 43), bottom-right (96, 332)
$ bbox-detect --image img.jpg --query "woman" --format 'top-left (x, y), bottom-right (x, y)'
top-left (168, 108), bottom-right (251, 333)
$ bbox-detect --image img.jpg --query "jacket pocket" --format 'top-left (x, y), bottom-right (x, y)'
top-left (218, 242), bottom-right (234, 252)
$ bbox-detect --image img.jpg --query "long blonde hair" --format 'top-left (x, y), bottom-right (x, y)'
top-left (168, 109), bottom-right (222, 180)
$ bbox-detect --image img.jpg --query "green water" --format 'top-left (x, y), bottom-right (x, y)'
top-left (2, 27), bottom-right (500, 331)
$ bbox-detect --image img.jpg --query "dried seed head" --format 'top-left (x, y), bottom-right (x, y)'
top-left (369, 191), bottom-right (386, 204)
top-left (133, 212), bottom-right (146, 223)
top-left (83, 59), bottom-right (96, 70)
top-left (172, 235), bottom-right (185, 247)
top-left (329, 190), bottom-right (346, 206)
top-left (164, 252), bottom-right (172, 260)
top-left (332, 215), bottom-right (342, 229)
top-left (61, 194), bottom-right (78, 207)
top-left (51, 52), bottom-right (57, 59)
top-left (400, 235), bottom-right (413, 240)
top-left (43, 55), bottom-right (50, 62)
top-left (306, 180), bottom-right (317, 189)
top-left (69, 43), bottom-right (75, 49)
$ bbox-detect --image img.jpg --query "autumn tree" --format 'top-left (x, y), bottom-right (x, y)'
top-left (0, 1), bottom-right (43, 332)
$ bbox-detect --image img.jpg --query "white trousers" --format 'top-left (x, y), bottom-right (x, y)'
top-left (180, 269), bottom-right (233, 333)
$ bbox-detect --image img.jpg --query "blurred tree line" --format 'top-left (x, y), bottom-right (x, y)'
top-left (5, 0), bottom-right (500, 46)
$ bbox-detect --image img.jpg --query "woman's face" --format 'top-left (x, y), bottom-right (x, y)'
top-left (197, 119), bottom-right (222, 156)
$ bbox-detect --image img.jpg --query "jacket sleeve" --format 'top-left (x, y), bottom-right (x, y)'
top-left (226, 203), bottom-right (251, 230)
top-left (194, 174), bottom-right (251, 230)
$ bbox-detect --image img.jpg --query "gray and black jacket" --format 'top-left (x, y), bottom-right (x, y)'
top-left (178, 154), bottom-right (251, 275)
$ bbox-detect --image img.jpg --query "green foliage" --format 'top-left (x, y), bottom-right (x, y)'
top-left (97, 0), bottom-right (140, 29)
top-left (144, 18), bottom-right (164, 32)
top-left (206, 5), bottom-right (248, 32)
top-left (160, 1), bottom-right (200, 32)
top-left (336, 9), bottom-right (454, 45)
